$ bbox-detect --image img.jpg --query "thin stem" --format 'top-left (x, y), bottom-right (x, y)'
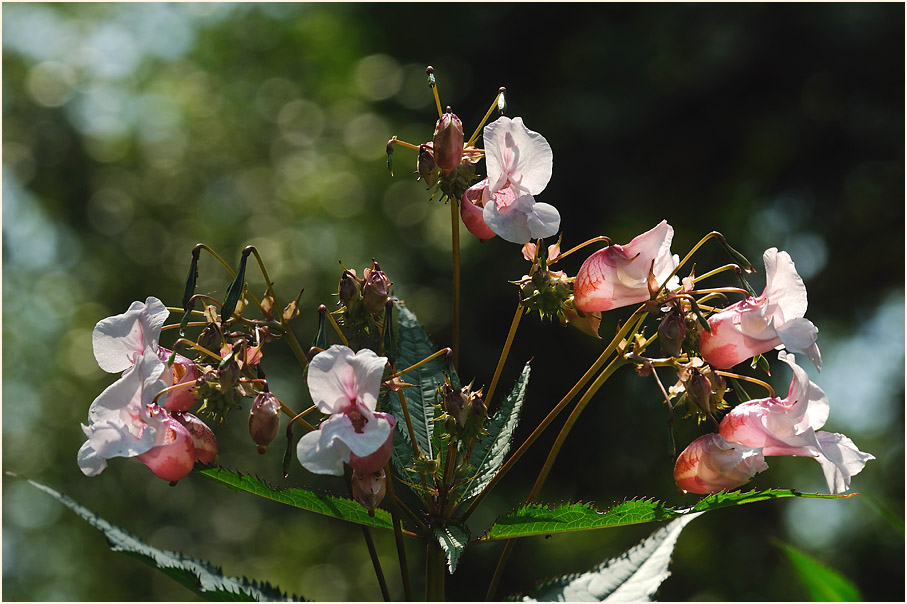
top-left (450, 197), bottom-right (461, 371)
top-left (690, 287), bottom-right (750, 296)
top-left (361, 525), bottom-right (391, 602)
top-left (196, 243), bottom-right (237, 277)
top-left (461, 307), bottom-right (646, 521)
top-left (327, 310), bottom-right (350, 347)
top-left (484, 305), bottom-right (524, 407)
top-left (171, 338), bottom-right (221, 361)
top-left (692, 263), bottom-right (741, 283)
top-left (389, 348), bottom-right (451, 379)
top-left (389, 137), bottom-right (421, 151)
top-left (485, 540), bottom-right (516, 601)
top-left (714, 370), bottom-right (776, 398)
top-left (390, 488), bottom-right (430, 536)
top-left (161, 322), bottom-right (207, 331)
top-left (466, 89), bottom-right (504, 147)
top-left (394, 388), bottom-right (422, 459)
top-left (150, 380), bottom-right (196, 407)
top-left (384, 471), bottom-right (414, 601)
top-left (439, 439), bottom-right (459, 520)
top-left (165, 307), bottom-right (207, 316)
top-left (549, 235), bottom-right (612, 266)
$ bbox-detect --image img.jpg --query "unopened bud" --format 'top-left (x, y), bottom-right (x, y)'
top-left (685, 369), bottom-right (713, 415)
top-left (441, 383), bottom-right (468, 428)
top-left (468, 391), bottom-right (486, 419)
top-left (433, 110), bottom-right (464, 172)
top-left (339, 269), bottom-right (362, 308)
top-left (362, 262), bottom-right (391, 315)
top-left (418, 143), bottom-right (439, 188)
top-left (217, 356), bottom-right (240, 391)
top-left (659, 309), bottom-right (687, 357)
top-left (249, 392), bottom-right (281, 453)
top-left (351, 469), bottom-right (387, 515)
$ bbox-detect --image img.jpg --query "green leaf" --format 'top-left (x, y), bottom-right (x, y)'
top-left (433, 523), bottom-right (470, 574)
top-left (460, 361), bottom-right (531, 502)
top-left (197, 466), bottom-right (395, 531)
top-left (482, 489), bottom-right (854, 541)
top-left (519, 513), bottom-right (702, 601)
top-left (776, 541), bottom-right (862, 601)
top-left (389, 303), bottom-right (458, 469)
top-left (13, 474), bottom-right (300, 601)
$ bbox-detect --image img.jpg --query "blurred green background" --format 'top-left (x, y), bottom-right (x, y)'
top-left (3, 3), bottom-right (903, 601)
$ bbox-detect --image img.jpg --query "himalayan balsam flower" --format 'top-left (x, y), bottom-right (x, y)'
top-left (719, 351), bottom-right (873, 494)
top-left (460, 116), bottom-right (560, 244)
top-left (700, 248), bottom-right (822, 370)
top-left (674, 352), bottom-right (873, 494)
top-left (92, 296), bottom-right (200, 411)
top-left (297, 345), bottom-right (396, 476)
top-left (573, 220), bottom-right (679, 312)
top-left (673, 433), bottom-right (768, 495)
top-left (78, 349), bottom-right (198, 482)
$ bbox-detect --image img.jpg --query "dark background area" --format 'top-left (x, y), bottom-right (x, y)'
top-left (3, 3), bottom-right (903, 601)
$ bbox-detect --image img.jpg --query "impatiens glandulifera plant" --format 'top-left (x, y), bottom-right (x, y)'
top-left (19, 67), bottom-right (874, 602)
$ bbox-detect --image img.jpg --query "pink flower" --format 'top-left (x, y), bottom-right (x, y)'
top-left (461, 117), bottom-right (559, 244)
top-left (574, 220), bottom-right (679, 312)
top-left (296, 345), bottom-right (396, 476)
top-left (93, 296), bottom-right (199, 411)
top-left (77, 349), bottom-right (201, 482)
top-left (719, 351), bottom-right (873, 494)
top-left (700, 248), bottom-right (822, 370)
top-left (674, 433), bottom-right (768, 495)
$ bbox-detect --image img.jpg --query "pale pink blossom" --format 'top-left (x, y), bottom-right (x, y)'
top-left (573, 220), bottom-right (679, 312)
top-left (92, 296), bottom-right (199, 411)
top-left (77, 349), bottom-right (199, 482)
top-left (700, 248), bottom-right (822, 370)
top-left (462, 116), bottom-right (559, 244)
top-left (296, 345), bottom-right (396, 476)
top-left (719, 351), bottom-right (873, 494)
top-left (673, 433), bottom-right (768, 495)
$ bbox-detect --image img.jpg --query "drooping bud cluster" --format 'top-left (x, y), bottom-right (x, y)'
top-left (439, 381), bottom-right (487, 441)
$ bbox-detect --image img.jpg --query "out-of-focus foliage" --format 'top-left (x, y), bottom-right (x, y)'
top-left (2, 3), bottom-right (903, 601)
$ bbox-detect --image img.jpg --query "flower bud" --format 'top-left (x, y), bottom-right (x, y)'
top-left (441, 383), bottom-right (468, 428)
top-left (136, 413), bottom-right (196, 483)
top-left (418, 144), bottom-right (440, 188)
top-left (362, 262), bottom-right (391, 315)
top-left (249, 392), bottom-right (281, 453)
top-left (338, 269), bottom-right (362, 308)
top-left (468, 390), bottom-right (486, 420)
top-left (659, 309), bottom-right (687, 357)
top-left (685, 369), bottom-right (713, 415)
top-left (432, 110), bottom-right (464, 172)
top-left (351, 469), bottom-right (387, 514)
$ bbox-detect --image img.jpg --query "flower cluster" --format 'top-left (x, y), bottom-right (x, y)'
top-left (79, 297), bottom-right (217, 483)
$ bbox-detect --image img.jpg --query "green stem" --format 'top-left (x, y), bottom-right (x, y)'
top-left (484, 305), bottom-right (524, 408)
top-left (450, 198), bottom-right (461, 371)
top-left (466, 89), bottom-right (505, 147)
top-left (425, 540), bottom-right (446, 601)
top-left (361, 525), bottom-right (391, 602)
top-left (384, 471), bottom-right (414, 601)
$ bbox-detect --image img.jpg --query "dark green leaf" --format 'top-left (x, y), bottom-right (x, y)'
top-left (482, 489), bottom-right (854, 541)
top-left (460, 361), bottom-right (531, 502)
top-left (776, 541), bottom-right (862, 601)
top-left (389, 303), bottom-right (458, 469)
top-left (14, 474), bottom-right (300, 601)
top-left (433, 523), bottom-right (470, 574)
top-left (519, 513), bottom-right (702, 601)
top-left (197, 466), bottom-right (395, 531)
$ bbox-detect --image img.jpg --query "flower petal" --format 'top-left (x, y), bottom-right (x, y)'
top-left (483, 193), bottom-right (533, 244)
top-left (525, 201), bottom-right (561, 240)
top-left (674, 433), bottom-right (768, 495)
top-left (307, 345), bottom-right (387, 414)
top-left (813, 431), bottom-right (875, 494)
top-left (776, 318), bottom-right (823, 371)
top-left (460, 179), bottom-right (497, 240)
top-left (762, 248), bottom-right (808, 322)
top-left (296, 421), bottom-right (349, 476)
top-left (484, 116), bottom-right (553, 196)
top-left (93, 297), bottom-right (168, 373)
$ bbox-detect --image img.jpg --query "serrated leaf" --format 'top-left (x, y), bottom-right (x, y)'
top-left (520, 512), bottom-right (702, 601)
top-left (15, 475), bottom-right (300, 601)
top-left (776, 541), bottom-right (862, 601)
top-left (433, 523), bottom-right (470, 574)
top-left (460, 361), bottom-right (531, 502)
top-left (197, 467), bottom-right (395, 531)
top-left (482, 489), bottom-right (854, 541)
top-left (389, 303), bottom-right (459, 468)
